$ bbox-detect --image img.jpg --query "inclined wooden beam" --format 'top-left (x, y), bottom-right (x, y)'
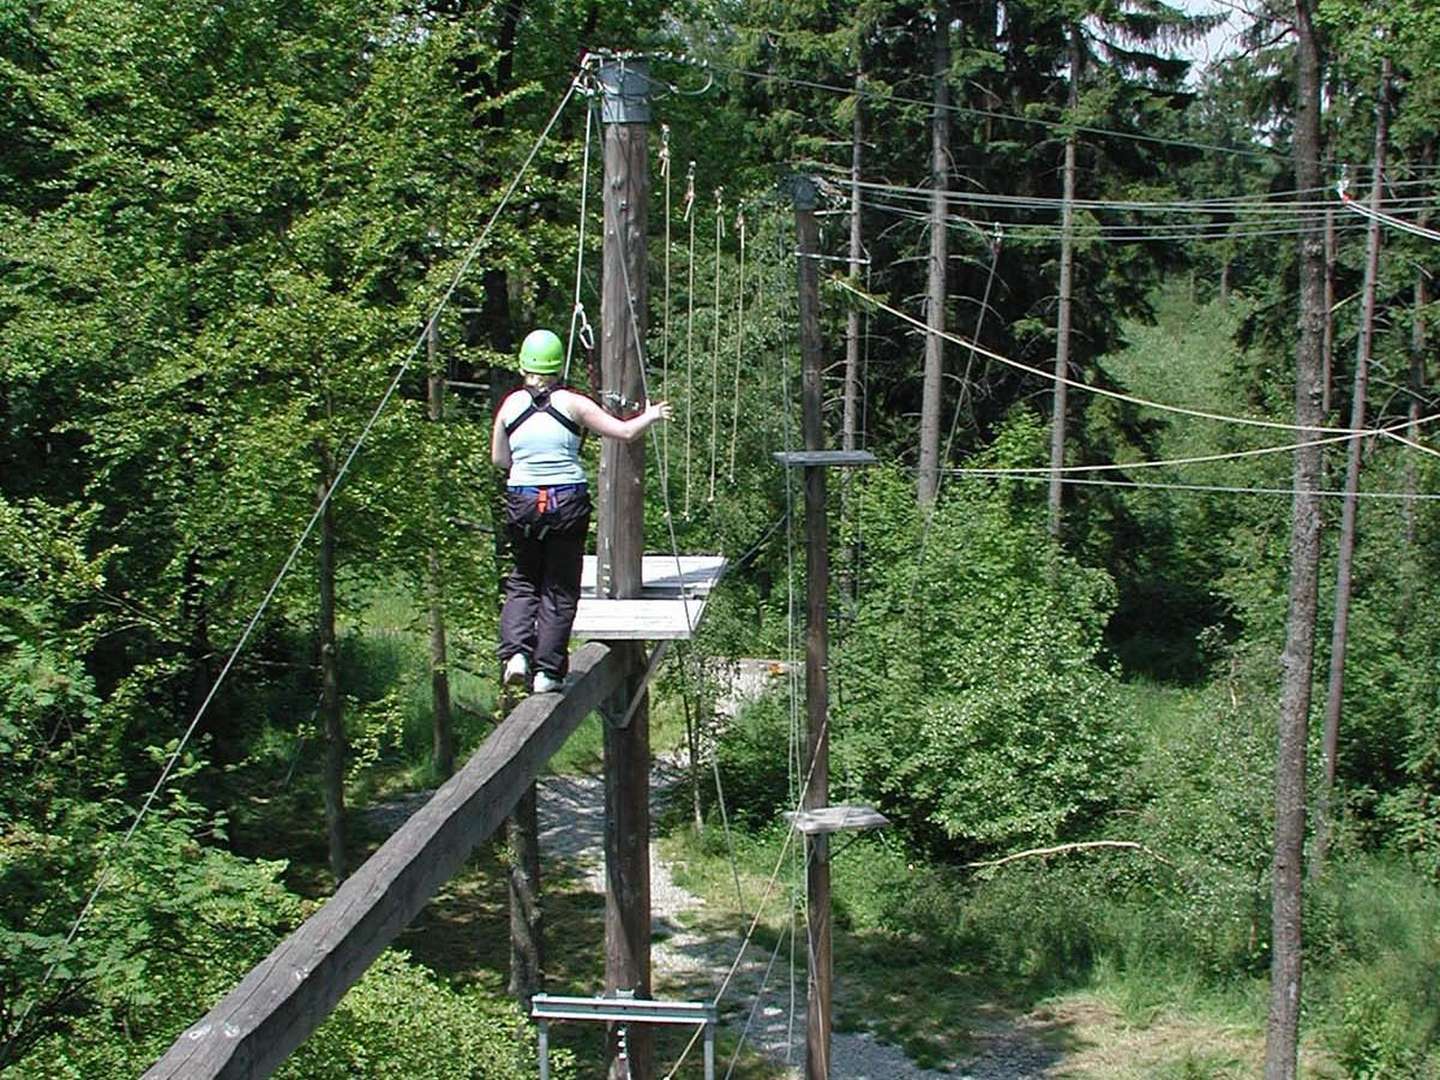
top-left (143, 641), bottom-right (623, 1080)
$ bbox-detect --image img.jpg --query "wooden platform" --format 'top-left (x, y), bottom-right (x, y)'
top-left (572, 554), bottom-right (726, 640)
top-left (786, 804), bottom-right (890, 835)
top-left (772, 449), bottom-right (877, 468)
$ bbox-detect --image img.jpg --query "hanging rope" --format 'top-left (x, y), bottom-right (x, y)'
top-left (684, 161), bottom-right (697, 516)
top-left (708, 186), bottom-right (726, 502)
top-left (727, 206), bottom-right (746, 482)
top-left (608, 184), bottom-right (696, 636)
top-left (564, 87), bottom-right (598, 384)
top-left (660, 123), bottom-right (673, 461)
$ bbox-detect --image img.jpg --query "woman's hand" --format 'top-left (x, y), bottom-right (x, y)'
top-left (645, 400), bottom-right (673, 423)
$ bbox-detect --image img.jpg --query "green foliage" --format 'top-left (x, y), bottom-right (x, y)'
top-left (281, 951), bottom-right (571, 1080)
top-left (712, 691), bottom-right (794, 830)
top-left (4, 793), bottom-right (303, 1074)
top-left (833, 427), bottom-right (1135, 857)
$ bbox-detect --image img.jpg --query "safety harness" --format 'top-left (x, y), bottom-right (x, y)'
top-left (503, 386), bottom-right (589, 539)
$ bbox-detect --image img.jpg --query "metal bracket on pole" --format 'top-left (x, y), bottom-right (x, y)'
top-left (532, 993), bottom-right (718, 1080)
top-left (604, 640), bottom-right (672, 730)
top-left (598, 58), bottom-right (652, 124)
top-left (780, 173), bottom-right (818, 211)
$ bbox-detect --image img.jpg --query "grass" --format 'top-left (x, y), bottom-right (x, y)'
top-left (224, 579), bottom-right (1440, 1078)
top-left (657, 792), bottom-right (1440, 1079)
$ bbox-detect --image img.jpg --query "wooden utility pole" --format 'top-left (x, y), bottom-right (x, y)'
top-left (791, 175), bottom-right (833, 1080)
top-left (596, 57), bottom-right (653, 1080)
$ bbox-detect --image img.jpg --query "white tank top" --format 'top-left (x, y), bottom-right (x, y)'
top-left (498, 388), bottom-right (587, 487)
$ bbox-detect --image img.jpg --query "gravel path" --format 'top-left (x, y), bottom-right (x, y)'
top-left (537, 756), bottom-right (951, 1078)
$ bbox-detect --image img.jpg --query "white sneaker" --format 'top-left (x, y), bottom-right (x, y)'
top-left (503, 653), bottom-right (528, 688)
top-left (532, 671), bottom-right (563, 694)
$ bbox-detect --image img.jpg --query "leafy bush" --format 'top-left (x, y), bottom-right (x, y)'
top-left (283, 951), bottom-right (571, 1080)
top-left (711, 691), bottom-right (794, 831)
top-left (831, 432), bottom-right (1135, 858)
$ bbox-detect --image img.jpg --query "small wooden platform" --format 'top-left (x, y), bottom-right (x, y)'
top-left (572, 554), bottom-right (726, 640)
top-left (773, 450), bottom-right (877, 468)
top-left (787, 804), bottom-right (889, 835)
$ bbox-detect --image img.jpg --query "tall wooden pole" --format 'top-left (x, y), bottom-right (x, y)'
top-left (596, 58), bottom-right (652, 1080)
top-left (791, 175), bottom-right (832, 1080)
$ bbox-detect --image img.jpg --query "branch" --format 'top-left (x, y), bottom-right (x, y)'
top-left (966, 840), bottom-right (1176, 871)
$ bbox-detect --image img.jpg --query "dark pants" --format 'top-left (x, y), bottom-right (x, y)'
top-left (498, 486), bottom-right (590, 678)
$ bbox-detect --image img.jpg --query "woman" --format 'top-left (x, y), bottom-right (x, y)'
top-left (491, 328), bottom-right (672, 693)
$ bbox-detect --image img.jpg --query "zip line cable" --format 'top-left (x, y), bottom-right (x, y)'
top-left (25, 73), bottom-right (587, 1014)
top-left (831, 276), bottom-right (1389, 439)
top-left (722, 924), bottom-right (793, 1080)
top-left (661, 123), bottom-right (673, 462)
top-left (1341, 187), bottom-right (1440, 244)
top-left (852, 176), bottom-right (1438, 215)
top-left (661, 710), bottom-right (835, 1078)
top-left (944, 414), bottom-right (1440, 477)
top-left (947, 470), bottom-right (1440, 501)
top-left (858, 195), bottom-right (1372, 244)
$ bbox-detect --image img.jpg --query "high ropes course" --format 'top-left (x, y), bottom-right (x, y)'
top-left (24, 42), bottom-right (1433, 1080)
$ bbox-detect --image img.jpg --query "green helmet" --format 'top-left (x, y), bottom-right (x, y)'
top-left (518, 329), bottom-right (564, 374)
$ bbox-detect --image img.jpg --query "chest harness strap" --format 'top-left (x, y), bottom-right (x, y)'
top-left (504, 386), bottom-right (582, 439)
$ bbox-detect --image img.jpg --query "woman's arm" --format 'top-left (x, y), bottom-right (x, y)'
top-left (564, 393), bottom-right (673, 442)
top-left (490, 410), bottom-right (512, 470)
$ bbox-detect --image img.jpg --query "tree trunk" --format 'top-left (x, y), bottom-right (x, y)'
top-left (1048, 26), bottom-right (1081, 540)
top-left (427, 319), bottom-right (455, 779)
top-left (1321, 170), bottom-right (1336, 418)
top-left (1313, 59), bottom-right (1389, 878)
top-left (1264, 2), bottom-right (1325, 1075)
top-left (1405, 137), bottom-right (1433, 550)
top-left (318, 455), bottom-right (346, 884)
top-left (917, 0), bottom-right (950, 505)
top-left (507, 781), bottom-right (543, 1004)
top-left (844, 62), bottom-right (865, 454)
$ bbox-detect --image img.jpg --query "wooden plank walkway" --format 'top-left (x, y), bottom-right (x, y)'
top-left (143, 641), bottom-right (626, 1080)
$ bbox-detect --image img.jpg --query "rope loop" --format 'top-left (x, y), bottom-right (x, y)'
top-left (574, 302), bottom-right (595, 352)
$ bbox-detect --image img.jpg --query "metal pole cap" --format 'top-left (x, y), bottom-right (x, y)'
top-left (598, 59), bottom-right (652, 124)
